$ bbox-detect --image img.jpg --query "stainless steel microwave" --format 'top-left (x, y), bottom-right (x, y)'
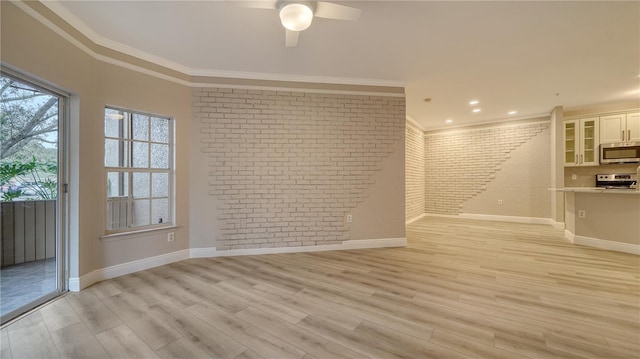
top-left (600, 142), bottom-right (640, 164)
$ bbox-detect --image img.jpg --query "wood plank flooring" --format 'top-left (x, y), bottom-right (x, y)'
top-left (1, 217), bottom-right (639, 358)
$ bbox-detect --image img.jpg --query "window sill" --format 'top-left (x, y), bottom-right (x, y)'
top-left (101, 225), bottom-right (179, 242)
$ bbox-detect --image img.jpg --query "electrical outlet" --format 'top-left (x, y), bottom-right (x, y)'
top-left (498, 199), bottom-right (503, 205)
top-left (167, 232), bottom-right (175, 243)
top-left (578, 210), bottom-right (586, 219)
top-left (346, 214), bottom-right (352, 223)
top-left (571, 174), bottom-right (577, 180)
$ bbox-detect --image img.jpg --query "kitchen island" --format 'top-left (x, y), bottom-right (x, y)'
top-left (560, 188), bottom-right (640, 254)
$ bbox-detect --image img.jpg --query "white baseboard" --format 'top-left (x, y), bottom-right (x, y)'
top-left (423, 212), bottom-right (560, 227)
top-left (68, 278), bottom-right (80, 292)
top-left (191, 237), bottom-right (407, 258)
top-left (69, 238), bottom-right (407, 291)
top-left (69, 249), bottom-right (190, 291)
top-left (405, 213), bottom-right (427, 225)
top-left (458, 213), bottom-right (558, 226)
top-left (564, 229), bottom-right (575, 243)
top-left (566, 232), bottom-right (640, 255)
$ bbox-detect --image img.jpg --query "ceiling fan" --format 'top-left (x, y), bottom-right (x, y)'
top-left (228, 1), bottom-right (362, 47)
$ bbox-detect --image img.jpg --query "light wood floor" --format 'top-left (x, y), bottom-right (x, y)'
top-left (2, 217), bottom-right (639, 358)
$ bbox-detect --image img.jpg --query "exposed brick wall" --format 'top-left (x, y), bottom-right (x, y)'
top-left (424, 122), bottom-right (549, 214)
top-left (193, 88), bottom-right (405, 250)
top-left (405, 122), bottom-right (425, 222)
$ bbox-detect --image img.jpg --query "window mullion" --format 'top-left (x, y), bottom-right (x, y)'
top-left (170, 120), bottom-right (174, 224)
top-left (127, 169), bottom-right (133, 229)
top-left (147, 116), bottom-right (152, 226)
top-left (118, 115), bottom-right (125, 195)
top-left (127, 113), bottom-right (134, 228)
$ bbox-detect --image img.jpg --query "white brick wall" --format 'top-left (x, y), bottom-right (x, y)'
top-left (424, 123), bottom-right (549, 214)
top-left (405, 122), bottom-right (425, 221)
top-left (192, 88), bottom-right (405, 250)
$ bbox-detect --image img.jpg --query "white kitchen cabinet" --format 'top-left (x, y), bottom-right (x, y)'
top-left (627, 112), bottom-right (640, 142)
top-left (600, 112), bottom-right (640, 144)
top-left (564, 117), bottom-right (599, 167)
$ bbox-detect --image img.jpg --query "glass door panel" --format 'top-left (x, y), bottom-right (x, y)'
top-left (564, 121), bottom-right (576, 165)
top-left (0, 72), bottom-right (66, 324)
top-left (582, 119), bottom-right (595, 163)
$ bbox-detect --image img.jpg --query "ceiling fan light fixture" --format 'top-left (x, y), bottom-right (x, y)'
top-left (279, 3), bottom-right (313, 31)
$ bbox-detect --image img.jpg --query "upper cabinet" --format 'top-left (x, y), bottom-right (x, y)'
top-left (627, 112), bottom-right (640, 142)
top-left (564, 117), bottom-right (599, 167)
top-left (600, 112), bottom-right (640, 144)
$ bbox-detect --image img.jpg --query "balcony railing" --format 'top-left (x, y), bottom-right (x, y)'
top-left (107, 196), bottom-right (128, 231)
top-left (0, 200), bottom-right (56, 268)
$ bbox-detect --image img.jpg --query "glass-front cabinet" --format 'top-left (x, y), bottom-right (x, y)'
top-left (564, 121), bottom-right (577, 165)
top-left (564, 117), bottom-right (599, 166)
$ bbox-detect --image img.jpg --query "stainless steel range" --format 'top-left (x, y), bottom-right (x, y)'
top-left (595, 173), bottom-right (638, 189)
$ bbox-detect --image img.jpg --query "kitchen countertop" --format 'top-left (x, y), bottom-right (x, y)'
top-left (550, 187), bottom-right (640, 195)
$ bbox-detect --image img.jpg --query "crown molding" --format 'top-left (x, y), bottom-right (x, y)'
top-left (35, 0), bottom-right (406, 92)
top-left (190, 67), bottom-right (405, 88)
top-left (423, 113), bottom-right (551, 133)
top-left (39, 0), bottom-right (199, 76)
top-left (405, 116), bottom-right (425, 131)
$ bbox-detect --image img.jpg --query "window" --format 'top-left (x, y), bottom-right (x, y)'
top-left (104, 107), bottom-right (173, 233)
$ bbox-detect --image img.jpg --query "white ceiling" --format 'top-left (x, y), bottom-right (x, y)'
top-left (48, 1), bottom-right (639, 130)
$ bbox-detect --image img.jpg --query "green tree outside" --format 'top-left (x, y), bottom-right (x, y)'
top-left (0, 75), bottom-right (59, 201)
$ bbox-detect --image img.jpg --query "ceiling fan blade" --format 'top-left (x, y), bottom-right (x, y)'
top-left (225, 0), bottom-right (278, 10)
top-left (285, 30), bottom-right (299, 47)
top-left (314, 2), bottom-right (361, 21)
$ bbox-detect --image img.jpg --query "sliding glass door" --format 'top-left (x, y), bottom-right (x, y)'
top-left (0, 70), bottom-right (67, 324)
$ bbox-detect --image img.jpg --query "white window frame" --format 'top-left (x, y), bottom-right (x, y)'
top-left (104, 106), bottom-right (174, 235)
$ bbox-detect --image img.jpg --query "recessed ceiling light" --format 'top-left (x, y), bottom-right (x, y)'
top-left (472, 108), bottom-right (481, 113)
top-left (508, 111), bottom-right (517, 115)
top-left (469, 100), bottom-right (479, 105)
top-left (445, 119), bottom-right (453, 124)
